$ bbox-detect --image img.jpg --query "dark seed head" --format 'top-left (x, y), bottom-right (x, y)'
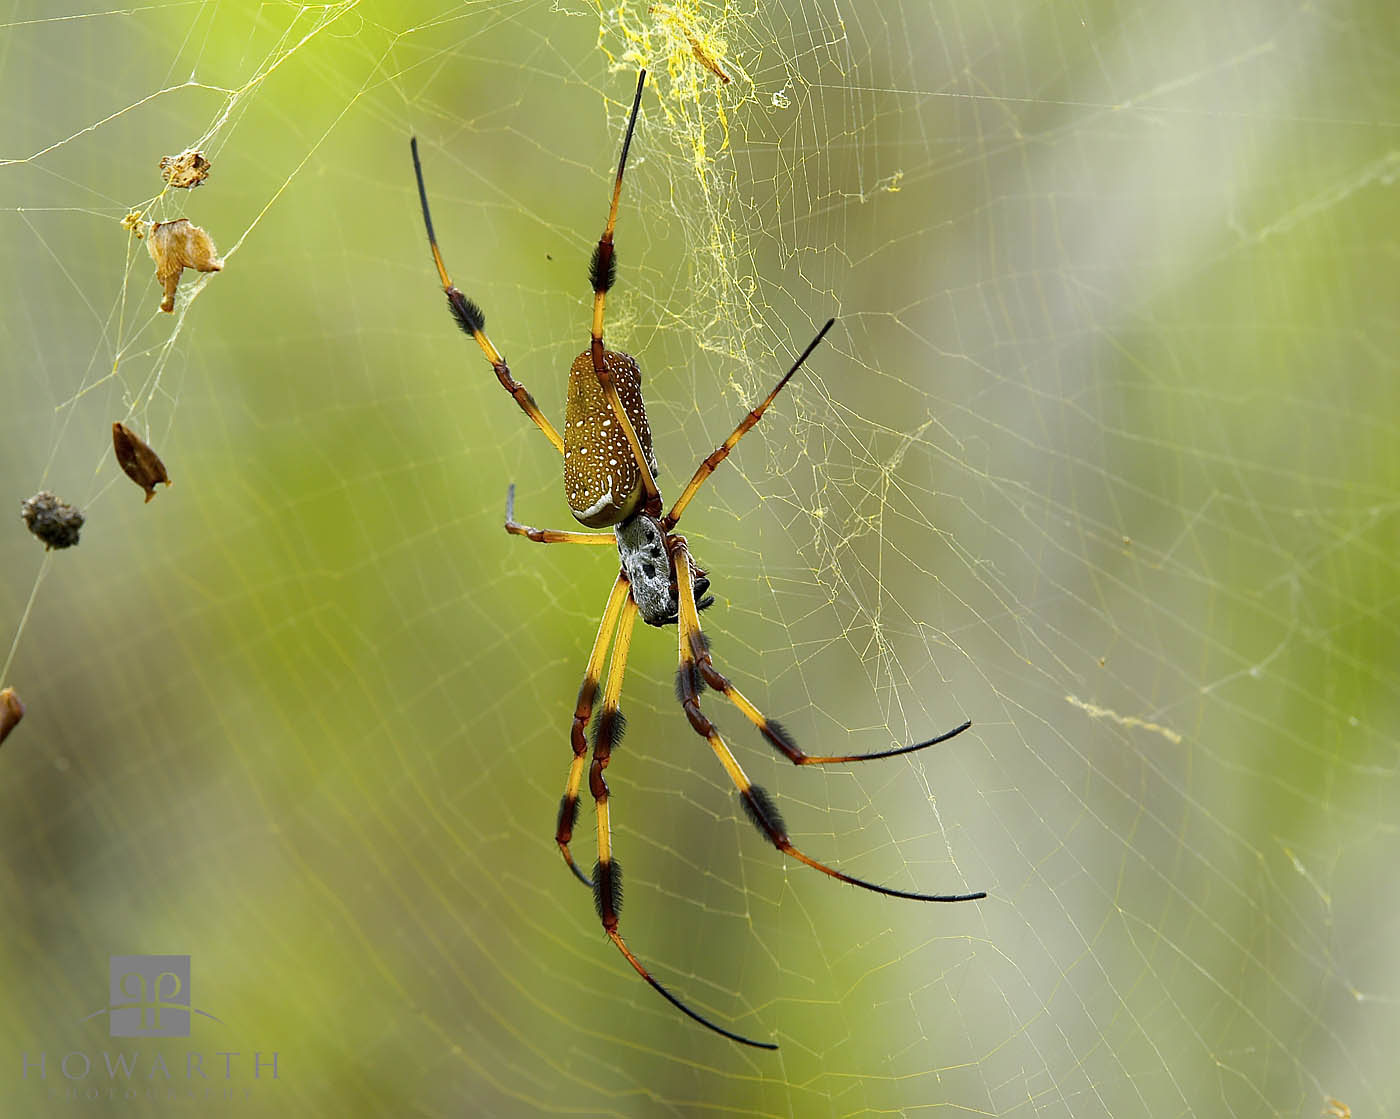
top-left (20, 491), bottom-right (84, 550)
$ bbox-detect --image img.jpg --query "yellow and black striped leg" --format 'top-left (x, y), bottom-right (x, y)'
top-left (720, 674), bottom-right (971, 764)
top-left (586, 593), bottom-right (637, 905)
top-left (505, 485), bottom-right (617, 545)
top-left (671, 539), bottom-right (986, 905)
top-left (557, 574), bottom-right (631, 887)
top-left (666, 535), bottom-right (970, 760)
top-left (683, 612), bottom-right (971, 763)
top-left (587, 70), bottom-right (662, 515)
top-left (663, 318), bottom-right (836, 530)
top-left (587, 594), bottom-right (776, 1049)
top-left (410, 138), bottom-right (565, 454)
top-left (584, 591), bottom-right (637, 901)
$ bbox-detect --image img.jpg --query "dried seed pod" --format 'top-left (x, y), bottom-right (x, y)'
top-left (0, 688), bottom-right (22, 748)
top-left (112, 422), bottom-right (171, 502)
top-left (159, 149), bottom-right (211, 189)
top-left (20, 491), bottom-right (84, 550)
top-left (147, 218), bottom-right (223, 313)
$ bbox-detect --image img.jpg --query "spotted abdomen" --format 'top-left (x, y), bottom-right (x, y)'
top-left (563, 349), bottom-right (659, 527)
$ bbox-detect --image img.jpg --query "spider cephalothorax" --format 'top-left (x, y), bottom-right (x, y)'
top-left (411, 69), bottom-right (984, 1050)
top-left (614, 512), bottom-right (711, 626)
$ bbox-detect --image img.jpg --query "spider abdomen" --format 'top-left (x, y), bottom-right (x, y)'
top-left (563, 349), bottom-right (659, 527)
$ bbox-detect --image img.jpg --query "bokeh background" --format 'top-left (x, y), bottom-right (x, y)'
top-left (1, 1), bottom-right (1396, 1115)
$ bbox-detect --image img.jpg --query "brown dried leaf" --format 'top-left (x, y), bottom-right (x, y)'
top-left (159, 149), bottom-right (212, 189)
top-left (147, 218), bottom-right (223, 313)
top-left (112, 422), bottom-right (172, 502)
top-left (0, 688), bottom-right (22, 748)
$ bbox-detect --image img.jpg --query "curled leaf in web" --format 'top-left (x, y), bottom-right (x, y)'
top-left (159, 149), bottom-right (212, 189)
top-left (112, 422), bottom-right (172, 502)
top-left (0, 688), bottom-right (22, 748)
top-left (145, 217), bottom-right (223, 313)
top-left (20, 491), bottom-right (84, 551)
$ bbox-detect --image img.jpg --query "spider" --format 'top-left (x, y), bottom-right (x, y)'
top-left (410, 70), bottom-right (985, 1050)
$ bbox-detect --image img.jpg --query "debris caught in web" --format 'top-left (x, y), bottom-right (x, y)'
top-left (0, 688), bottom-right (21, 748)
top-left (145, 218), bottom-right (223, 313)
top-left (112, 422), bottom-right (172, 502)
top-left (648, 3), bottom-right (733, 84)
top-left (159, 149), bottom-right (211, 189)
top-left (20, 491), bottom-right (84, 550)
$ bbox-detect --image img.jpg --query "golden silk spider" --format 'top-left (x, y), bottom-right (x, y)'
top-left (410, 70), bottom-right (984, 1049)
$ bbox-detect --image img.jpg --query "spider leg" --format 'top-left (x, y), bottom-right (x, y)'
top-left (410, 138), bottom-right (564, 454)
top-left (670, 538), bottom-right (986, 905)
top-left (505, 484), bottom-right (616, 545)
top-left (585, 593), bottom-right (776, 1049)
top-left (557, 572), bottom-right (632, 887)
top-left (587, 71), bottom-right (662, 516)
top-left (683, 612), bottom-right (972, 763)
top-left (663, 318), bottom-right (836, 530)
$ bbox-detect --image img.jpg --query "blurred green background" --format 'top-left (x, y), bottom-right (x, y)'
top-left (1, 1), bottom-right (1396, 1115)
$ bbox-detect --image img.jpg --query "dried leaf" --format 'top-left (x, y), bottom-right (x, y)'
top-left (112, 422), bottom-right (172, 502)
top-left (159, 149), bottom-right (211, 189)
top-left (20, 491), bottom-right (84, 550)
top-left (147, 218), bottom-right (223, 313)
top-left (0, 688), bottom-right (21, 748)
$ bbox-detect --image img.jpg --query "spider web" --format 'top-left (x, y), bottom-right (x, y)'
top-left (0, 1), bottom-right (1396, 1116)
